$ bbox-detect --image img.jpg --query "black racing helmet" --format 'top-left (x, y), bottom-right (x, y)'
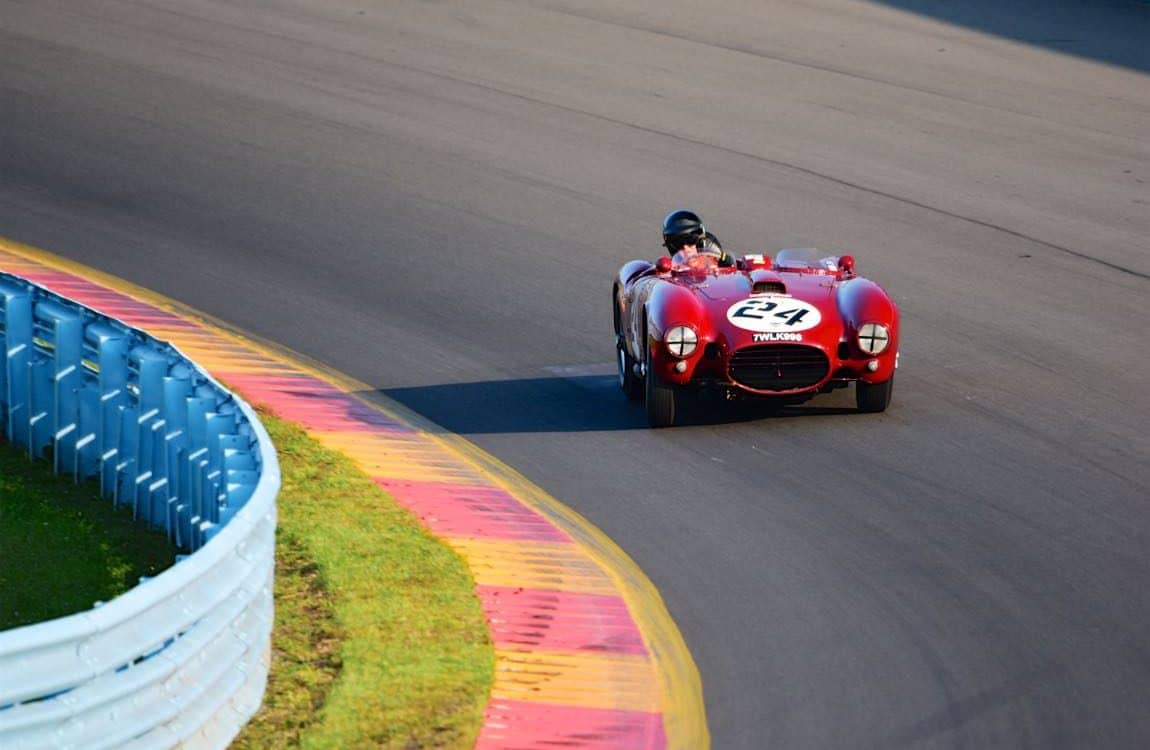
top-left (662, 209), bottom-right (706, 252)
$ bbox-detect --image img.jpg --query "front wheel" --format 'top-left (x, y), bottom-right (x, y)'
top-left (645, 365), bottom-right (678, 427)
top-left (856, 377), bottom-right (893, 413)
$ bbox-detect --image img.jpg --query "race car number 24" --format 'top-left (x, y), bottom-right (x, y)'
top-left (726, 297), bottom-right (822, 333)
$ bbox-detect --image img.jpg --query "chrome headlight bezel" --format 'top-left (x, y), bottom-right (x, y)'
top-left (856, 322), bottom-right (891, 355)
top-left (664, 325), bottom-right (699, 359)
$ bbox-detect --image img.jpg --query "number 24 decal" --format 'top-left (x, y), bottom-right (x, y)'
top-left (732, 300), bottom-right (809, 326)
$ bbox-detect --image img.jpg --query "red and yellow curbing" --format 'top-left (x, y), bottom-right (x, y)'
top-left (0, 238), bottom-right (707, 749)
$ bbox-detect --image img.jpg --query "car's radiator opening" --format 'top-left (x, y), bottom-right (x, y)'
top-left (728, 344), bottom-right (829, 391)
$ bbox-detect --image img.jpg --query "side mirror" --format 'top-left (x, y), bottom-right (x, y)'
top-left (656, 257), bottom-right (673, 273)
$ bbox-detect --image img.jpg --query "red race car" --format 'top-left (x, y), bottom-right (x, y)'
top-left (613, 248), bottom-right (899, 427)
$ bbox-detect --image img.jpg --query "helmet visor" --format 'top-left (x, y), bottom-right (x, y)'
top-left (665, 232), bottom-right (703, 250)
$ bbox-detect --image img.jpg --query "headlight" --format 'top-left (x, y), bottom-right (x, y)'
top-left (664, 325), bottom-right (698, 358)
top-left (856, 322), bottom-right (890, 354)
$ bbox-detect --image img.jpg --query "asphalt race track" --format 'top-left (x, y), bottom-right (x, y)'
top-left (2, 1), bottom-right (1148, 747)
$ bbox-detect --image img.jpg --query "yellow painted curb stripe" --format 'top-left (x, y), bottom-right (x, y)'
top-left (307, 429), bottom-right (490, 484)
top-left (444, 539), bottom-right (617, 595)
top-left (491, 648), bottom-right (660, 713)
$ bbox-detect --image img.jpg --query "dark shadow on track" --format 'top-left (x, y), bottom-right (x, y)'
top-left (380, 376), bottom-right (645, 434)
top-left (869, 0), bottom-right (1150, 73)
top-left (377, 375), bottom-right (861, 435)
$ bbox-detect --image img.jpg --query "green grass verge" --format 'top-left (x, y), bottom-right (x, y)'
top-left (231, 409), bottom-right (493, 749)
top-left (0, 442), bottom-right (177, 630)
top-left (0, 410), bottom-right (493, 749)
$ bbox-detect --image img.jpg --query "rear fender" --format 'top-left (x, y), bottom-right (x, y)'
top-left (618, 260), bottom-right (655, 290)
top-left (615, 260), bottom-right (656, 354)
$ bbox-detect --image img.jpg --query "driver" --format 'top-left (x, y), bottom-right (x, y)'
top-left (662, 209), bottom-right (734, 267)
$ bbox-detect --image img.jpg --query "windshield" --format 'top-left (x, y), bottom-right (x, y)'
top-left (671, 251), bottom-right (720, 272)
top-left (774, 247), bottom-right (838, 271)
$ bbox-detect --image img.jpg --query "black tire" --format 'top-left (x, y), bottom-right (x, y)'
top-left (856, 377), bottom-right (893, 413)
top-left (617, 340), bottom-right (644, 401)
top-left (645, 364), bottom-right (678, 427)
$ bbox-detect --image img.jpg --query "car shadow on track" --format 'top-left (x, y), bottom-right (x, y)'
top-left (870, 0), bottom-right (1149, 74)
top-left (373, 374), bottom-right (860, 435)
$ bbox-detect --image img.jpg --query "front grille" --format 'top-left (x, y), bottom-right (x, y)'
top-left (729, 344), bottom-right (830, 391)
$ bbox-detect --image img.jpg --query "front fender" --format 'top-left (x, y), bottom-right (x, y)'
top-left (646, 282), bottom-right (712, 385)
top-left (837, 278), bottom-right (900, 382)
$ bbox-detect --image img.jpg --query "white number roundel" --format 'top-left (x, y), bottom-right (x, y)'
top-left (726, 296), bottom-right (821, 332)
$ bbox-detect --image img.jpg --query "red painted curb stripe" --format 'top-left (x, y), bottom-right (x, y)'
top-left (478, 586), bottom-right (648, 655)
top-left (9, 270), bottom-right (200, 328)
top-left (477, 700), bottom-right (666, 750)
top-left (221, 372), bottom-right (410, 433)
top-left (381, 479), bottom-right (572, 543)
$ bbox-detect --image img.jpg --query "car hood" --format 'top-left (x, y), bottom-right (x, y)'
top-left (674, 268), bottom-right (844, 346)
